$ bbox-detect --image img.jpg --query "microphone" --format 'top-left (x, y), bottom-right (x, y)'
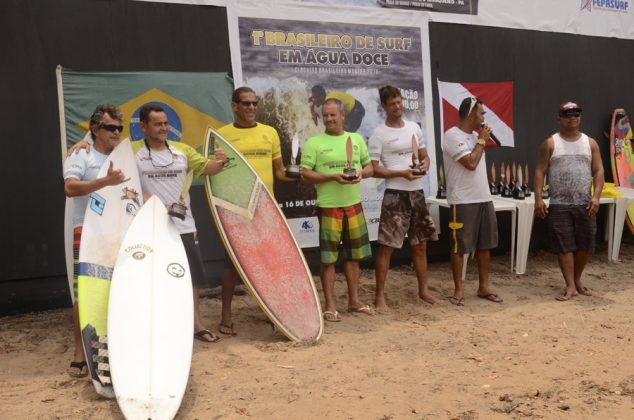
top-left (481, 122), bottom-right (501, 147)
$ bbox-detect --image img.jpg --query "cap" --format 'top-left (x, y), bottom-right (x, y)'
top-left (559, 101), bottom-right (582, 114)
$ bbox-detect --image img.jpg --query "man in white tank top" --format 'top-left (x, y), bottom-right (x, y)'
top-left (534, 102), bottom-right (604, 301)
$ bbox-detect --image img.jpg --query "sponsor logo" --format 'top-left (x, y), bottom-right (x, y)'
top-left (121, 187), bottom-right (141, 206)
top-left (301, 220), bottom-right (314, 230)
top-left (167, 263), bottom-right (186, 278)
top-left (369, 217), bottom-right (381, 224)
top-left (124, 243), bottom-right (154, 254)
top-left (89, 192), bottom-right (106, 215)
top-left (580, 0), bottom-right (629, 12)
top-left (132, 251), bottom-right (146, 260)
top-left (126, 203), bottom-right (137, 216)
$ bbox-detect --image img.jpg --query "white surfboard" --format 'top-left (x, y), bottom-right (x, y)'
top-left (77, 138), bottom-right (142, 398)
top-left (108, 195), bottom-right (194, 420)
top-left (63, 132), bottom-right (93, 304)
top-left (64, 197), bottom-right (75, 303)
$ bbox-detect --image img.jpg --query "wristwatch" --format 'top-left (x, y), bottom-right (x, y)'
top-left (476, 138), bottom-right (486, 146)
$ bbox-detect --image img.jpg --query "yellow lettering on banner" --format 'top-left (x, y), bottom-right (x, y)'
top-left (251, 30), bottom-right (264, 46)
top-left (259, 31), bottom-right (353, 49)
top-left (376, 37), bottom-right (413, 51)
top-left (355, 36), bottom-right (374, 49)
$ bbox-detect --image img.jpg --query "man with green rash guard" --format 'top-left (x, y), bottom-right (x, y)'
top-left (301, 98), bottom-right (375, 322)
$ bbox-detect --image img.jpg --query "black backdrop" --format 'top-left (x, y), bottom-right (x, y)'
top-left (0, 0), bottom-right (232, 315)
top-left (1, 1), bottom-right (633, 315)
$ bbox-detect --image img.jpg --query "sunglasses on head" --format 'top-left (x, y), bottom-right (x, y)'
top-left (238, 100), bottom-right (258, 107)
top-left (99, 123), bottom-right (124, 133)
top-left (468, 97), bottom-right (479, 115)
top-left (561, 110), bottom-right (581, 118)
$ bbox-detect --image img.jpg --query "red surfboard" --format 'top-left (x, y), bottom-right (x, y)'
top-left (203, 127), bottom-right (323, 342)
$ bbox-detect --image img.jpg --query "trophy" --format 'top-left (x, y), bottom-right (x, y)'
top-left (522, 164), bottom-right (532, 197)
top-left (436, 164), bottom-right (447, 199)
top-left (498, 162), bottom-right (506, 194)
top-left (489, 163), bottom-right (499, 195)
top-left (285, 133), bottom-right (301, 179)
top-left (342, 136), bottom-right (358, 180)
top-left (410, 134), bottom-right (426, 176)
top-left (169, 170), bottom-right (194, 220)
top-left (501, 163), bottom-right (513, 197)
top-left (513, 164), bottom-right (526, 200)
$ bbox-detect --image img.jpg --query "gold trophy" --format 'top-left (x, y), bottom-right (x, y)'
top-left (342, 136), bottom-right (358, 180)
top-left (285, 133), bottom-right (301, 179)
top-left (168, 170), bottom-right (194, 220)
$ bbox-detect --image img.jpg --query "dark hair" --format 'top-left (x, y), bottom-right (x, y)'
top-left (232, 86), bottom-right (256, 103)
top-left (89, 104), bottom-right (123, 140)
top-left (311, 85), bottom-right (326, 100)
top-left (378, 85), bottom-right (401, 105)
top-left (139, 103), bottom-right (166, 124)
top-left (458, 97), bottom-right (482, 121)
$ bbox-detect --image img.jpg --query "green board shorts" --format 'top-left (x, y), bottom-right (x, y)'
top-left (318, 203), bottom-right (372, 265)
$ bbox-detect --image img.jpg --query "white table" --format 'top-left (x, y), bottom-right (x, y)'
top-left (496, 195), bottom-right (616, 274)
top-left (611, 187), bottom-right (634, 261)
top-left (427, 197), bottom-right (517, 279)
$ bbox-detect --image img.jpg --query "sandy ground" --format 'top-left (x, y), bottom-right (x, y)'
top-left (2, 243), bottom-right (634, 419)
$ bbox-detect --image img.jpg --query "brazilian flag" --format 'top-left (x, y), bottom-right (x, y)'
top-left (56, 66), bottom-right (234, 158)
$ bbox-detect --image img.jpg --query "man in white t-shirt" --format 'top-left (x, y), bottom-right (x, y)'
top-left (63, 104), bottom-right (129, 378)
top-left (441, 97), bottom-right (502, 306)
top-left (369, 85), bottom-right (439, 312)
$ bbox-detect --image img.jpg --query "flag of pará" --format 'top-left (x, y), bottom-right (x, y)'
top-left (437, 80), bottom-right (514, 148)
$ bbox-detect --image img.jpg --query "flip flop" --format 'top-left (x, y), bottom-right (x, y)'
top-left (68, 361), bottom-right (88, 378)
top-left (448, 296), bottom-right (465, 306)
top-left (219, 322), bottom-right (237, 336)
top-left (323, 310), bottom-right (342, 322)
top-left (477, 293), bottom-right (503, 303)
top-left (194, 329), bottom-right (222, 343)
top-left (348, 304), bottom-right (375, 315)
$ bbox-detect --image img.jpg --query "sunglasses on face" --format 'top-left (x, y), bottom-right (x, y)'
top-left (238, 100), bottom-right (258, 107)
top-left (99, 123), bottom-right (124, 133)
top-left (561, 111), bottom-right (581, 118)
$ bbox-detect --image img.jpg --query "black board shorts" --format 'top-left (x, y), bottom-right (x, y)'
top-left (180, 233), bottom-right (206, 288)
top-left (547, 204), bottom-right (596, 253)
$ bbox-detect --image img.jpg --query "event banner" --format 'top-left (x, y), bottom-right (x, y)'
top-left (57, 68), bottom-right (234, 156)
top-left (232, 15), bottom-right (432, 247)
top-left (297, 0), bottom-right (479, 15)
